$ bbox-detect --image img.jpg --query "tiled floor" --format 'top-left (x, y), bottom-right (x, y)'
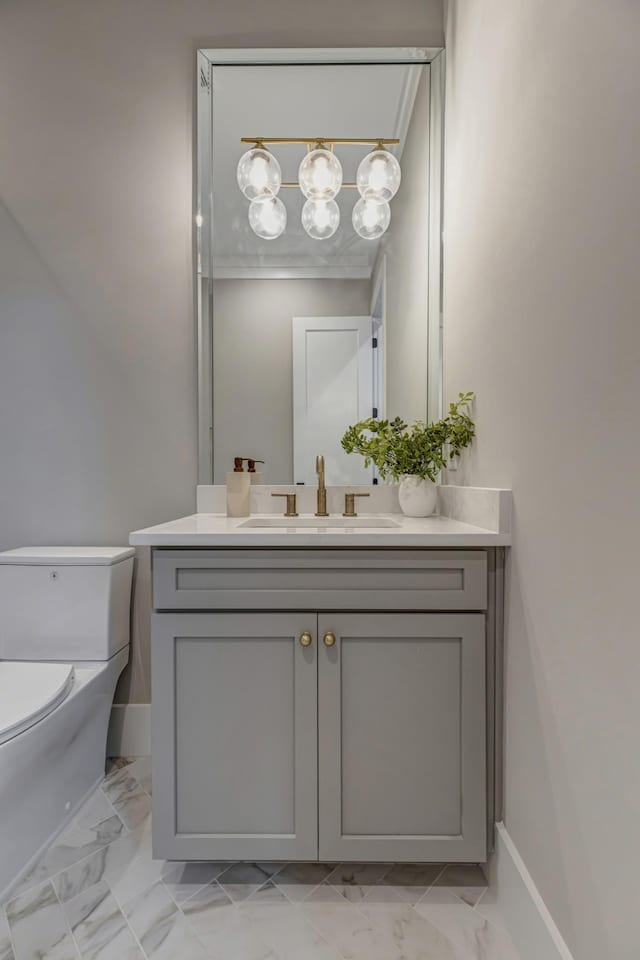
top-left (0, 758), bottom-right (521, 960)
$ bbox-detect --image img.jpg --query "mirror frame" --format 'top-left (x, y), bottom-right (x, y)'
top-left (195, 47), bottom-right (445, 483)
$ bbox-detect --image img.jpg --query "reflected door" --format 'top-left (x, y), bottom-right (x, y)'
top-left (292, 316), bottom-right (374, 485)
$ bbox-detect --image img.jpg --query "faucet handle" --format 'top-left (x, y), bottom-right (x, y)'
top-left (343, 492), bottom-right (370, 517)
top-left (271, 492), bottom-right (298, 517)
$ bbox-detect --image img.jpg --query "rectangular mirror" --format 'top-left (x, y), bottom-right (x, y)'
top-left (196, 48), bottom-right (444, 485)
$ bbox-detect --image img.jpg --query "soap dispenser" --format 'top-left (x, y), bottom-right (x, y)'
top-left (226, 457), bottom-right (251, 517)
top-left (247, 459), bottom-right (264, 485)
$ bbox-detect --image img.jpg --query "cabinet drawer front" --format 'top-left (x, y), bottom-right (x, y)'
top-left (153, 549), bottom-right (487, 611)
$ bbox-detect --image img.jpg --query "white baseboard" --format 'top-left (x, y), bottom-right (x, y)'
top-left (488, 822), bottom-right (575, 960)
top-left (107, 704), bottom-right (150, 757)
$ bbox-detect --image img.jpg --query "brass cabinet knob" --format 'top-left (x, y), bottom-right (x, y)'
top-left (323, 631), bottom-right (336, 647)
top-left (299, 631), bottom-right (313, 647)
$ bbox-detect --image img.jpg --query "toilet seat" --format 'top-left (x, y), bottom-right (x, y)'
top-left (0, 661), bottom-right (75, 746)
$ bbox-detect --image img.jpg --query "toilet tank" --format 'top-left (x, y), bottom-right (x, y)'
top-left (0, 547), bottom-right (135, 662)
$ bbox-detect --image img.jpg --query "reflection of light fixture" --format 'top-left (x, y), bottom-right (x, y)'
top-left (248, 196), bottom-right (287, 239)
top-left (356, 148), bottom-right (401, 202)
top-left (236, 146), bottom-right (282, 200)
top-left (299, 148), bottom-right (342, 200)
top-left (302, 198), bottom-right (340, 239)
top-left (238, 137), bottom-right (401, 240)
top-left (352, 197), bottom-right (391, 240)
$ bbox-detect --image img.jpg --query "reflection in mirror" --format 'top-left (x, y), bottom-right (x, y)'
top-left (197, 52), bottom-right (441, 484)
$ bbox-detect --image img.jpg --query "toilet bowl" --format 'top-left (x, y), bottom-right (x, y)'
top-left (0, 546), bottom-right (134, 902)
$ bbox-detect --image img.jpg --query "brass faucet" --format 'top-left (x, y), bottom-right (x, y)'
top-left (315, 454), bottom-right (329, 517)
top-left (343, 492), bottom-right (370, 517)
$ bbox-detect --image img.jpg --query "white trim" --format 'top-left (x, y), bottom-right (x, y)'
top-left (107, 704), bottom-right (150, 757)
top-left (200, 47), bottom-right (440, 65)
top-left (486, 823), bottom-right (576, 960)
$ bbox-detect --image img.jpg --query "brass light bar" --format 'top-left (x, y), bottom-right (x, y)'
top-left (280, 182), bottom-right (358, 189)
top-left (240, 137), bottom-right (400, 146)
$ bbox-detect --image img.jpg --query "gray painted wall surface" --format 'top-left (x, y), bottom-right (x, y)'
top-left (443, 2), bottom-right (640, 957)
top-left (212, 279), bottom-right (371, 483)
top-left (0, 0), bottom-right (443, 704)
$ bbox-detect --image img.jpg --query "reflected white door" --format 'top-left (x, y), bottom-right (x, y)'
top-left (293, 316), bottom-right (374, 485)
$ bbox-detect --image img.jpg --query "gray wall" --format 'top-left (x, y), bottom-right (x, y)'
top-left (380, 64), bottom-right (430, 424)
top-left (0, 0), bottom-right (443, 704)
top-left (212, 279), bottom-right (372, 483)
top-left (443, 1), bottom-right (640, 957)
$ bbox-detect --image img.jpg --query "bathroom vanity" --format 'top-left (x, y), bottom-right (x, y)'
top-left (131, 492), bottom-right (509, 865)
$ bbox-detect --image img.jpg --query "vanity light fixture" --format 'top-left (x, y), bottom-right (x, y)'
top-left (248, 195), bottom-right (287, 239)
top-left (298, 147), bottom-right (343, 200)
top-left (236, 144), bottom-right (282, 200)
top-left (352, 196), bottom-right (391, 240)
top-left (301, 198), bottom-right (340, 239)
top-left (237, 137), bottom-right (400, 240)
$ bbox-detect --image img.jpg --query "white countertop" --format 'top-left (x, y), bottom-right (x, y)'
top-left (129, 513), bottom-right (511, 547)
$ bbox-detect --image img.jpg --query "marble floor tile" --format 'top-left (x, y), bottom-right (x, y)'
top-left (70, 791), bottom-right (116, 833)
top-left (101, 771), bottom-right (151, 830)
top-left (357, 889), bottom-right (459, 960)
top-left (125, 757), bottom-right (152, 795)
top-left (54, 821), bottom-right (153, 905)
top-left (241, 883), bottom-right (341, 960)
top-left (0, 911), bottom-right (15, 960)
top-left (299, 883), bottom-right (387, 958)
top-left (162, 862), bottom-right (232, 904)
top-left (471, 888), bottom-right (511, 934)
top-left (414, 888), bottom-right (521, 960)
top-left (433, 864), bottom-right (488, 907)
top-left (271, 862), bottom-right (334, 903)
top-left (63, 880), bottom-right (143, 960)
top-left (11, 816), bottom-right (125, 898)
top-left (180, 883), bottom-right (277, 959)
top-left (325, 863), bottom-right (392, 903)
top-left (217, 862), bottom-right (282, 903)
top-left (380, 862), bottom-right (447, 905)
top-left (5, 881), bottom-right (79, 960)
top-left (124, 882), bottom-right (207, 960)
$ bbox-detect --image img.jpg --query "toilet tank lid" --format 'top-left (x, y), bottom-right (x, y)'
top-left (0, 546), bottom-right (135, 566)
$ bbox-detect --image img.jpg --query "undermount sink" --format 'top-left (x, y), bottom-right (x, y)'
top-left (239, 515), bottom-right (401, 529)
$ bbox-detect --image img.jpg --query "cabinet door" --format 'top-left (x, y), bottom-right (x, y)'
top-left (152, 612), bottom-right (318, 861)
top-left (318, 613), bottom-right (486, 862)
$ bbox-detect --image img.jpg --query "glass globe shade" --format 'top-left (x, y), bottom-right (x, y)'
top-left (248, 196), bottom-right (287, 239)
top-left (237, 147), bottom-right (281, 200)
top-left (301, 198), bottom-right (340, 240)
top-left (298, 148), bottom-right (343, 200)
top-left (352, 197), bottom-right (391, 240)
top-left (356, 149), bottom-right (401, 202)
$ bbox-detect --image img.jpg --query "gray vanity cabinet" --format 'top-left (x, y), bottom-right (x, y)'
top-left (151, 612), bottom-right (318, 861)
top-left (151, 548), bottom-right (495, 864)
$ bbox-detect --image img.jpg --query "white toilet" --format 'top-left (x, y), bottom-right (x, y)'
top-left (0, 546), bottom-right (135, 901)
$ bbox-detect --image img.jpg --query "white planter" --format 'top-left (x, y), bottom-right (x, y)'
top-left (398, 475), bottom-right (438, 518)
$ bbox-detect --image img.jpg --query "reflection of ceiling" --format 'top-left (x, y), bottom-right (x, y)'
top-left (211, 64), bottom-right (423, 279)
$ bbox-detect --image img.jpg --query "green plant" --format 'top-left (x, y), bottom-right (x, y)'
top-left (341, 392), bottom-right (475, 482)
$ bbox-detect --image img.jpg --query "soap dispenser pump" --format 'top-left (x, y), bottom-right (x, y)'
top-left (247, 459), bottom-right (265, 485)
